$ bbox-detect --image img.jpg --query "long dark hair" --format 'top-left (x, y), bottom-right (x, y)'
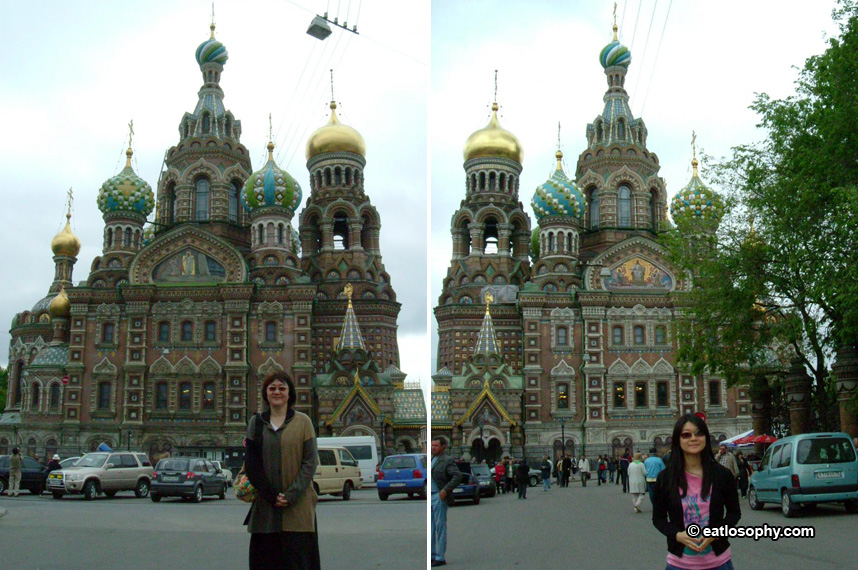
top-left (666, 413), bottom-right (717, 500)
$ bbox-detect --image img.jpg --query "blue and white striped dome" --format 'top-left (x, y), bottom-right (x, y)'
top-left (531, 151), bottom-right (586, 220)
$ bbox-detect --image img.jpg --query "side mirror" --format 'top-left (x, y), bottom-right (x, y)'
top-left (215, 468), bottom-right (222, 474)
top-left (105, 463), bottom-right (114, 470)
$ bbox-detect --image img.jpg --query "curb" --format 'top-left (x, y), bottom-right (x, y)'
top-left (0, 507), bottom-right (7, 518)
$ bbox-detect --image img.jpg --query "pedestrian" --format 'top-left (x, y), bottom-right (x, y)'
top-left (628, 452), bottom-right (648, 513)
top-left (644, 447), bottom-right (666, 505)
top-left (504, 458), bottom-right (515, 494)
top-left (736, 451), bottom-right (752, 499)
top-left (608, 456), bottom-right (616, 483)
top-left (47, 454), bottom-right (62, 474)
top-left (540, 455), bottom-right (552, 491)
top-left (578, 455), bottom-right (591, 487)
top-left (431, 435), bottom-right (462, 568)
top-left (618, 452), bottom-right (630, 492)
top-left (597, 455), bottom-right (608, 486)
top-left (516, 458), bottom-right (530, 499)
top-left (561, 454), bottom-right (572, 488)
top-left (245, 371), bottom-right (320, 570)
top-left (9, 447), bottom-right (22, 497)
top-left (716, 444), bottom-right (739, 482)
top-left (652, 413), bottom-right (741, 570)
top-left (494, 460), bottom-right (505, 494)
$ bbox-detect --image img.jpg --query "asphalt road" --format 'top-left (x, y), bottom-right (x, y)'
top-left (0, 488), bottom-right (426, 570)
top-left (443, 478), bottom-right (856, 570)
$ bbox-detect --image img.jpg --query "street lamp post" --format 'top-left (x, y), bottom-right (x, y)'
top-left (127, 430), bottom-right (132, 451)
top-left (379, 413), bottom-right (386, 460)
top-left (478, 418), bottom-right (486, 463)
top-left (560, 418), bottom-right (567, 456)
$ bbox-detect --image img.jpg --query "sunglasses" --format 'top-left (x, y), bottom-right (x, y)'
top-left (267, 386), bottom-right (289, 392)
top-left (680, 431), bottom-right (704, 439)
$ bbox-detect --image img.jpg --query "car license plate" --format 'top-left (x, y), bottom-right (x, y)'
top-left (390, 482), bottom-right (406, 487)
top-left (48, 479), bottom-right (62, 487)
top-left (453, 488), bottom-right (463, 493)
top-left (162, 476), bottom-right (180, 482)
top-left (816, 471), bottom-right (842, 479)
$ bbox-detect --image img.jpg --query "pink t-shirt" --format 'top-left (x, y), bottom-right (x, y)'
top-left (665, 472), bottom-right (732, 570)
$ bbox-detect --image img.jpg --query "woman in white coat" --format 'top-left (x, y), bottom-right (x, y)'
top-left (628, 452), bottom-right (648, 512)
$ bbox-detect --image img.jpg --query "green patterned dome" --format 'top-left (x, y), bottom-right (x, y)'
top-left (97, 148), bottom-right (154, 216)
top-left (195, 25), bottom-right (228, 67)
top-left (531, 151), bottom-right (586, 221)
top-left (670, 159), bottom-right (724, 225)
top-left (242, 142), bottom-right (303, 213)
top-left (600, 25), bottom-right (631, 69)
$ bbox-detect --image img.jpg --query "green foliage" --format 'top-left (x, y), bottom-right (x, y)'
top-left (530, 227), bottom-right (540, 263)
top-left (0, 366), bottom-right (7, 412)
top-left (663, 1), bottom-right (858, 394)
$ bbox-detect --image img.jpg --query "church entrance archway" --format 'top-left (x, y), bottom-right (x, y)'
top-left (612, 437), bottom-right (633, 458)
top-left (470, 437), bottom-right (503, 465)
top-left (553, 439), bottom-right (575, 464)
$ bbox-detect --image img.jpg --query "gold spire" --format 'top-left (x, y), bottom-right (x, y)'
top-left (51, 189), bottom-right (81, 257)
top-left (267, 113), bottom-right (275, 160)
top-left (691, 130), bottom-right (699, 176)
top-left (125, 119), bottom-right (135, 167)
top-left (345, 282), bottom-right (354, 307)
top-left (210, 3), bottom-right (216, 38)
top-left (463, 72), bottom-right (523, 164)
top-left (484, 291), bottom-right (494, 316)
top-left (612, 3), bottom-right (619, 40)
top-left (353, 370), bottom-right (360, 385)
top-left (555, 122), bottom-right (563, 170)
top-left (306, 97), bottom-right (366, 160)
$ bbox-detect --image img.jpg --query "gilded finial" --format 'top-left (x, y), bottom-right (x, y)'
top-left (267, 113), bottom-right (275, 159)
top-left (691, 130), bottom-right (698, 176)
top-left (344, 283), bottom-right (354, 306)
top-left (555, 122), bottom-right (563, 170)
top-left (330, 69), bottom-right (335, 102)
top-left (493, 69), bottom-right (498, 103)
top-left (484, 291), bottom-right (494, 315)
top-left (66, 187), bottom-right (73, 219)
top-left (126, 119), bottom-right (134, 167)
top-left (210, 3), bottom-right (216, 38)
top-left (353, 370), bottom-right (360, 385)
top-left (613, 3), bottom-right (618, 40)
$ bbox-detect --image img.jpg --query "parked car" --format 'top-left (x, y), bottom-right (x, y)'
top-left (749, 432), bottom-right (858, 517)
top-left (59, 457), bottom-right (81, 469)
top-left (451, 461), bottom-right (480, 505)
top-left (212, 461), bottom-right (233, 487)
top-left (48, 451), bottom-right (153, 500)
top-left (377, 453), bottom-right (426, 500)
top-left (314, 446), bottom-right (363, 500)
top-left (0, 455), bottom-right (49, 495)
top-left (470, 463), bottom-right (496, 497)
top-left (150, 457), bottom-right (228, 503)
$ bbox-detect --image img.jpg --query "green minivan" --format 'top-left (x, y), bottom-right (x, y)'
top-left (748, 432), bottom-right (858, 517)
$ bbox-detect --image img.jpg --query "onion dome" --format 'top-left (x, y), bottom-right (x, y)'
top-left (463, 102), bottom-right (523, 164)
top-left (49, 286), bottom-right (70, 319)
top-left (670, 157), bottom-right (725, 225)
top-left (599, 25), bottom-right (631, 69)
top-left (243, 141), bottom-right (303, 212)
top-left (195, 23), bottom-right (228, 67)
top-left (306, 101), bottom-right (366, 161)
top-left (51, 213), bottom-right (81, 257)
top-left (97, 148), bottom-right (155, 216)
top-left (531, 150), bottom-right (586, 220)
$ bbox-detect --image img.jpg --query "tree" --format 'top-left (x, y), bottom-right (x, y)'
top-left (662, 1), bottom-right (858, 432)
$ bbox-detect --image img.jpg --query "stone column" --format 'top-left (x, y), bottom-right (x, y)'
top-left (783, 358), bottom-right (812, 435)
top-left (348, 219), bottom-right (363, 251)
top-left (749, 374), bottom-right (772, 456)
top-left (320, 221), bottom-right (334, 253)
top-left (832, 343), bottom-right (858, 438)
top-left (497, 223), bottom-right (513, 256)
top-left (469, 224), bottom-right (484, 255)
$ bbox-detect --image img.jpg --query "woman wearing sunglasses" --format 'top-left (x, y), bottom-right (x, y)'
top-left (652, 413), bottom-right (741, 570)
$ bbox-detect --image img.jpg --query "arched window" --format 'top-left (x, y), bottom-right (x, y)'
top-left (179, 382), bottom-right (192, 410)
top-left (613, 382), bottom-right (626, 408)
top-left (617, 119), bottom-right (625, 140)
top-left (158, 322), bottom-right (170, 342)
top-left (202, 382), bottom-right (215, 411)
top-left (50, 384), bottom-right (60, 409)
top-left (168, 182), bottom-right (178, 223)
top-left (557, 326), bottom-right (568, 346)
top-left (655, 326), bottom-right (667, 345)
top-left (566, 233), bottom-right (572, 253)
top-left (195, 178), bottom-right (210, 221)
top-left (124, 227), bottom-right (132, 247)
top-left (229, 181), bottom-right (240, 223)
top-left (547, 232), bottom-right (555, 253)
top-left (102, 323), bottom-right (115, 344)
top-left (332, 213), bottom-right (349, 250)
top-left (483, 217), bottom-right (498, 254)
top-left (635, 381), bottom-right (647, 408)
top-left (633, 325), bottom-right (645, 345)
top-left (588, 188), bottom-right (599, 229)
top-left (265, 321), bottom-right (277, 342)
top-left (499, 173), bottom-right (506, 191)
top-left (181, 321), bottom-right (193, 342)
top-left (612, 325), bottom-right (624, 345)
top-left (334, 167), bottom-right (342, 185)
top-left (14, 362), bottom-right (24, 405)
top-left (325, 169), bottom-right (332, 186)
top-left (32, 383), bottom-right (41, 409)
top-left (479, 172), bottom-right (486, 190)
top-left (155, 382), bottom-right (168, 410)
top-left (98, 382), bottom-right (111, 410)
top-left (106, 228), bottom-right (113, 248)
top-left (618, 185), bottom-right (632, 227)
top-left (345, 168), bottom-right (352, 186)
top-left (557, 383), bottom-right (569, 409)
top-left (202, 113), bottom-right (210, 134)
top-left (277, 225), bottom-right (284, 244)
top-left (470, 174), bottom-right (477, 192)
top-left (489, 172), bottom-right (496, 190)
top-left (204, 321), bottom-right (216, 342)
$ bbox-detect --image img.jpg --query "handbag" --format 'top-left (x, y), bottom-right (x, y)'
top-left (234, 413), bottom-right (263, 503)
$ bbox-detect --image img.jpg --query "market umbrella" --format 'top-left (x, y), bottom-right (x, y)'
top-left (734, 434), bottom-right (778, 445)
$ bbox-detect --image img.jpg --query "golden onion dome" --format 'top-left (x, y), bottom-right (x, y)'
top-left (463, 102), bottom-right (523, 164)
top-left (51, 213), bottom-right (81, 257)
top-left (306, 101), bottom-right (366, 161)
top-left (48, 286), bottom-right (71, 319)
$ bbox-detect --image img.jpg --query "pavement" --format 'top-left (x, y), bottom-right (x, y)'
top-left (444, 476), bottom-right (856, 570)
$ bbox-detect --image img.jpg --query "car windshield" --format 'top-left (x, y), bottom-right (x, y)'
top-left (471, 464), bottom-right (491, 476)
top-left (797, 437), bottom-right (857, 464)
top-left (382, 456), bottom-right (416, 470)
top-left (157, 459), bottom-right (190, 471)
top-left (75, 454), bottom-right (108, 468)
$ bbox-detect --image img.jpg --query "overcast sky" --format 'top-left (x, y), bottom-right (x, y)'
top-left (430, 0), bottom-right (840, 373)
top-left (0, 0), bottom-right (430, 392)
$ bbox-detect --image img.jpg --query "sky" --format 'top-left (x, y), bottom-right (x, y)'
top-left (430, 0), bottom-right (841, 374)
top-left (0, 0), bottom-right (430, 392)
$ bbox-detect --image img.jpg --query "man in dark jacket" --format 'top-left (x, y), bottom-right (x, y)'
top-left (515, 458), bottom-right (530, 499)
top-left (431, 436), bottom-right (462, 568)
top-left (618, 452), bottom-right (630, 493)
top-left (560, 454), bottom-right (572, 487)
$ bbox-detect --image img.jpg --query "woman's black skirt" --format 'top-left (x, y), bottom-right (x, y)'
top-left (249, 530), bottom-right (321, 570)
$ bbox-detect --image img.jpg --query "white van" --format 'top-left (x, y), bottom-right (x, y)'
top-left (314, 445), bottom-right (363, 500)
top-left (317, 436), bottom-right (379, 486)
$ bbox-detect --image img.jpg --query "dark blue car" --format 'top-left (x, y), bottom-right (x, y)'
top-left (0, 455), bottom-right (49, 495)
top-left (451, 461), bottom-right (480, 505)
top-left (377, 454), bottom-right (426, 500)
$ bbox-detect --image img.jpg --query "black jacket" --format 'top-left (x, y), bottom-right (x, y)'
top-left (652, 462), bottom-right (741, 557)
top-left (431, 453), bottom-right (462, 506)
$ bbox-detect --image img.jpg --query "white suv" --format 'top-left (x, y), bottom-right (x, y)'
top-left (48, 452), bottom-right (154, 500)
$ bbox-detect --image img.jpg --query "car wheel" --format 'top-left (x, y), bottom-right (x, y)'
top-left (104, 490), bottom-right (117, 498)
top-left (312, 483), bottom-right (321, 497)
top-left (781, 491), bottom-right (798, 518)
top-left (134, 479), bottom-right (150, 499)
top-left (529, 475), bottom-right (539, 487)
top-left (378, 490), bottom-right (389, 501)
top-left (52, 491), bottom-right (64, 500)
top-left (150, 493), bottom-right (161, 503)
top-left (489, 488), bottom-right (496, 498)
top-left (219, 484), bottom-right (226, 500)
top-left (845, 499), bottom-right (858, 514)
top-left (192, 485), bottom-right (204, 503)
top-left (748, 488), bottom-right (763, 510)
top-left (473, 492), bottom-right (480, 505)
top-left (0, 477), bottom-right (6, 495)
top-left (342, 481), bottom-right (352, 501)
top-left (83, 480), bottom-right (98, 501)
